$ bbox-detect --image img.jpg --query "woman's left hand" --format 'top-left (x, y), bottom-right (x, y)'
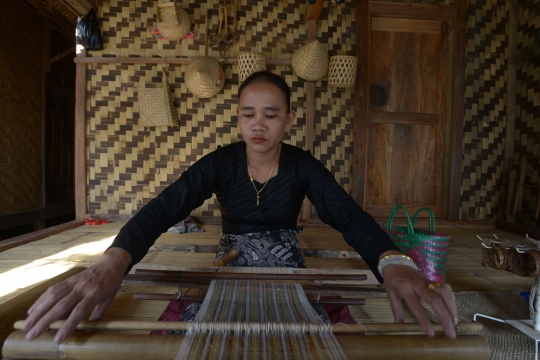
top-left (382, 264), bottom-right (458, 339)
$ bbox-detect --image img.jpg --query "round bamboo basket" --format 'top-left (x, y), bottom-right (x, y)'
top-left (481, 245), bottom-right (510, 270)
top-left (328, 55), bottom-right (358, 87)
top-left (185, 57), bottom-right (225, 98)
top-left (238, 53), bottom-right (266, 82)
top-left (508, 249), bottom-right (540, 277)
top-left (157, 6), bottom-right (191, 41)
top-left (291, 40), bottom-right (328, 81)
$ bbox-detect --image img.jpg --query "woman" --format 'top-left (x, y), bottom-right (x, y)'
top-left (23, 71), bottom-right (457, 344)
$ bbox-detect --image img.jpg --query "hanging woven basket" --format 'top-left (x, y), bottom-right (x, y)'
top-left (328, 55), bottom-right (358, 87)
top-left (156, 2), bottom-right (191, 41)
top-left (238, 53), bottom-right (266, 82)
top-left (185, 57), bottom-right (225, 98)
top-left (291, 40), bottom-right (328, 81)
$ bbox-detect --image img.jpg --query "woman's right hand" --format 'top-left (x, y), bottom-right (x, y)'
top-left (21, 247), bottom-right (132, 344)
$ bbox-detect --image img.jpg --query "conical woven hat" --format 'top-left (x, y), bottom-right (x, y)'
top-left (291, 40), bottom-right (328, 81)
top-left (185, 57), bottom-right (225, 98)
top-left (157, 6), bottom-right (191, 41)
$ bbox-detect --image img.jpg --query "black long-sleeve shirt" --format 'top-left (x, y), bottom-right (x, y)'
top-left (110, 141), bottom-right (398, 282)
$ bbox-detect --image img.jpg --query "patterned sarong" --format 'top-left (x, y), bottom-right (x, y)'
top-left (215, 227), bottom-right (305, 268)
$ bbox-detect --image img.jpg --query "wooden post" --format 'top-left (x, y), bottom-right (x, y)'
top-left (42, 21), bottom-right (51, 207)
top-left (447, 0), bottom-right (467, 221)
top-left (353, 0), bottom-right (369, 207)
top-left (75, 47), bottom-right (87, 219)
top-left (301, 19), bottom-right (318, 221)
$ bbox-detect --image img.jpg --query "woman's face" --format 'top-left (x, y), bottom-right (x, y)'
top-left (237, 81), bottom-right (295, 155)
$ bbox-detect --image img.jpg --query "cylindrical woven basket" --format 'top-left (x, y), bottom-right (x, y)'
top-left (328, 55), bottom-right (358, 87)
top-left (508, 249), bottom-right (540, 277)
top-left (185, 57), bottom-right (225, 98)
top-left (238, 53), bottom-right (266, 82)
top-left (482, 245), bottom-right (510, 270)
top-left (291, 40), bottom-right (328, 81)
top-left (156, 4), bottom-right (191, 41)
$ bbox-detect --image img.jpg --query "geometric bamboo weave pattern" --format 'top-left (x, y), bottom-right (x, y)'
top-left (87, 0), bottom-right (357, 217)
top-left (460, 0), bottom-right (509, 221)
top-left (176, 279), bottom-right (347, 360)
top-left (514, 2), bottom-right (540, 229)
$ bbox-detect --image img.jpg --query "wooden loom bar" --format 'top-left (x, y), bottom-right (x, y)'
top-left (123, 275), bottom-right (385, 296)
top-left (133, 269), bottom-right (367, 281)
top-left (13, 320), bottom-right (482, 334)
top-left (132, 292), bottom-right (366, 306)
top-left (3, 331), bottom-right (491, 360)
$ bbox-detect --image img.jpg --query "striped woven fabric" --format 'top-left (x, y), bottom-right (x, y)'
top-left (175, 279), bottom-right (347, 360)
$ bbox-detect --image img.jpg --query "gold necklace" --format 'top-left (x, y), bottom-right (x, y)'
top-left (246, 150), bottom-right (280, 206)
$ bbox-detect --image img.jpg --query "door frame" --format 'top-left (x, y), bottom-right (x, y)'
top-left (354, 1), bottom-right (467, 221)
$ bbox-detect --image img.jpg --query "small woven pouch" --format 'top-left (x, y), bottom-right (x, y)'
top-left (137, 61), bottom-right (179, 127)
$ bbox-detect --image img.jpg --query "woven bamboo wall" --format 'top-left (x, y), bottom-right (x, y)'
top-left (459, 0), bottom-right (509, 221)
top-left (0, 0), bottom-right (45, 215)
top-left (87, 0), bottom-right (355, 216)
top-left (514, 2), bottom-right (539, 228)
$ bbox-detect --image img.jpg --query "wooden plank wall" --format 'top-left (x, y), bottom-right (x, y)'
top-left (0, 0), bottom-right (45, 215)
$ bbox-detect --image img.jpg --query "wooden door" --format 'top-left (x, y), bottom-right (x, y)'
top-left (358, 16), bottom-right (448, 218)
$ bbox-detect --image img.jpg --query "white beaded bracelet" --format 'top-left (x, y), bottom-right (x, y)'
top-left (377, 254), bottom-right (419, 277)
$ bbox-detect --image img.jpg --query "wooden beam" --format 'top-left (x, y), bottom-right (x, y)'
top-left (74, 57), bottom-right (292, 65)
top-left (353, 0), bottom-right (369, 207)
top-left (369, 2), bottom-right (456, 20)
top-left (0, 220), bottom-right (84, 252)
top-left (57, 0), bottom-right (92, 17)
top-left (500, 0), bottom-right (517, 223)
top-left (75, 48), bottom-right (87, 219)
top-left (447, 0), bottom-right (467, 221)
top-left (306, 0), bottom-right (325, 21)
top-left (369, 112), bottom-right (440, 125)
top-left (301, 19), bottom-right (317, 221)
top-left (49, 46), bottom-right (77, 64)
top-left (497, 220), bottom-right (540, 239)
top-left (0, 202), bottom-right (75, 231)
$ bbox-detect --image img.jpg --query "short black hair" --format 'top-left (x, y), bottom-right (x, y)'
top-left (238, 71), bottom-right (291, 112)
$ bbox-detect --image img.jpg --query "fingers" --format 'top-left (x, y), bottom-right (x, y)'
top-left (401, 291), bottom-right (436, 337)
top-left (424, 284), bottom-right (457, 339)
top-left (54, 298), bottom-right (97, 343)
top-left (383, 265), bottom-right (458, 339)
top-left (89, 295), bottom-right (116, 321)
top-left (23, 282), bottom-right (76, 336)
top-left (386, 290), bottom-right (405, 323)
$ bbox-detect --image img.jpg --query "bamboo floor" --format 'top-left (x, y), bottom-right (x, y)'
top-left (0, 222), bottom-right (536, 358)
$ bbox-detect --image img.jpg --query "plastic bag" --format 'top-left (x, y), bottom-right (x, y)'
top-left (75, 8), bottom-right (103, 50)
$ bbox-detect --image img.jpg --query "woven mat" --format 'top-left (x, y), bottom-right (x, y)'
top-left (352, 291), bottom-right (533, 359)
top-left (424, 291), bottom-right (533, 360)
